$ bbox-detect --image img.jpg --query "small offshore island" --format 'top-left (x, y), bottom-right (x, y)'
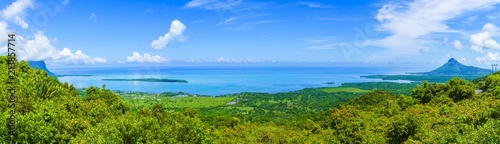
top-left (101, 78), bottom-right (188, 83)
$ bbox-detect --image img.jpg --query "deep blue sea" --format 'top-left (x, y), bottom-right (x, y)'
top-left (51, 66), bottom-right (433, 96)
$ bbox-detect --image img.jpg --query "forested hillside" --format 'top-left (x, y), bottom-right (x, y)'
top-left (2, 55), bottom-right (500, 143)
top-left (0, 56), bottom-right (212, 143)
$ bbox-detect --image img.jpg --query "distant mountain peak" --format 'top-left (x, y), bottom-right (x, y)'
top-left (416, 58), bottom-right (490, 76)
top-left (448, 58), bottom-right (458, 63)
top-left (443, 58), bottom-right (463, 67)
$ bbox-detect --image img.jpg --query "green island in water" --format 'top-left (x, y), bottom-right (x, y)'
top-left (101, 78), bottom-right (188, 83)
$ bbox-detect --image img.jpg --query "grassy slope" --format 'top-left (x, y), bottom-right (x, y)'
top-left (322, 87), bottom-right (371, 93)
top-left (121, 95), bottom-right (236, 110)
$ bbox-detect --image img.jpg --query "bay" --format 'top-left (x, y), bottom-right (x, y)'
top-left (52, 66), bottom-right (432, 96)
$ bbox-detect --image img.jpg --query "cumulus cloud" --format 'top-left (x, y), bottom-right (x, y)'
top-left (0, 21), bottom-right (7, 55)
top-left (476, 51), bottom-right (500, 62)
top-left (17, 32), bottom-right (57, 61)
top-left (14, 16), bottom-right (28, 29)
top-left (151, 20), bottom-right (186, 49)
top-left (453, 40), bottom-right (463, 50)
top-left (186, 0), bottom-right (243, 10)
top-left (1, 0), bottom-right (34, 29)
top-left (470, 23), bottom-right (500, 52)
top-left (0, 21), bottom-right (8, 44)
top-left (371, 0), bottom-right (500, 53)
top-left (15, 32), bottom-right (107, 65)
top-left (0, 0), bottom-right (100, 65)
top-left (126, 52), bottom-right (169, 63)
top-left (51, 48), bottom-right (108, 64)
top-left (1, 0), bottom-right (33, 19)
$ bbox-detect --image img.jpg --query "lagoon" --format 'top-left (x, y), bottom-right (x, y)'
top-left (52, 66), bottom-right (432, 96)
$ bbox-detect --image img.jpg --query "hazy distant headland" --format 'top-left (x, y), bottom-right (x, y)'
top-left (27, 61), bottom-right (56, 76)
top-left (28, 61), bottom-right (99, 77)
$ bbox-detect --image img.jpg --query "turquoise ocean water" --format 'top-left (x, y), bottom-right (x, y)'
top-left (52, 66), bottom-right (432, 96)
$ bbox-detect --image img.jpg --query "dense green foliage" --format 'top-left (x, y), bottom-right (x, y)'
top-left (317, 76), bottom-right (500, 143)
top-left (0, 57), bottom-right (212, 143)
top-left (338, 82), bottom-right (419, 95)
top-left (321, 87), bottom-right (371, 93)
top-left (2, 55), bottom-right (500, 143)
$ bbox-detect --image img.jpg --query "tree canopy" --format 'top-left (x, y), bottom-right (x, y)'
top-left (1, 55), bottom-right (500, 143)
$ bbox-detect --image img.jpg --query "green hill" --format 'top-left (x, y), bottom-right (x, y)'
top-left (3, 55), bottom-right (500, 143)
top-left (0, 57), bottom-right (212, 143)
top-left (416, 58), bottom-right (490, 76)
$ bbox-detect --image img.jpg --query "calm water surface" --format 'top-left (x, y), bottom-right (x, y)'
top-left (52, 66), bottom-right (432, 95)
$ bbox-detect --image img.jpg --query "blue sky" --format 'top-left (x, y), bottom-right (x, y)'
top-left (1, 0), bottom-right (500, 68)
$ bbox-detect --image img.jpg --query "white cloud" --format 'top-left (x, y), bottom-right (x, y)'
top-left (89, 13), bottom-right (97, 22)
top-left (297, 1), bottom-right (333, 8)
top-left (316, 17), bottom-right (362, 21)
top-left (0, 0), bottom-right (102, 65)
top-left (186, 0), bottom-right (268, 31)
top-left (302, 37), bottom-right (344, 50)
top-left (453, 40), bottom-right (463, 50)
top-left (476, 51), bottom-right (500, 62)
top-left (16, 32), bottom-right (107, 65)
top-left (307, 44), bottom-right (340, 50)
top-left (63, 0), bottom-right (70, 5)
top-left (151, 19), bottom-right (186, 49)
top-left (142, 8), bottom-right (154, 15)
top-left (126, 52), bottom-right (169, 63)
top-left (186, 0), bottom-right (243, 10)
top-left (0, 21), bottom-right (8, 44)
top-left (186, 0), bottom-right (212, 8)
top-left (18, 32), bottom-right (57, 61)
top-left (470, 23), bottom-right (500, 52)
top-left (1, 0), bottom-right (34, 29)
top-left (14, 16), bottom-right (28, 29)
top-left (217, 13), bottom-right (262, 25)
top-left (371, 0), bottom-right (500, 53)
top-left (51, 48), bottom-right (107, 65)
top-left (0, 21), bottom-right (7, 55)
top-left (488, 12), bottom-right (500, 20)
top-left (459, 57), bottom-right (469, 64)
top-left (1, 0), bottom-right (33, 19)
